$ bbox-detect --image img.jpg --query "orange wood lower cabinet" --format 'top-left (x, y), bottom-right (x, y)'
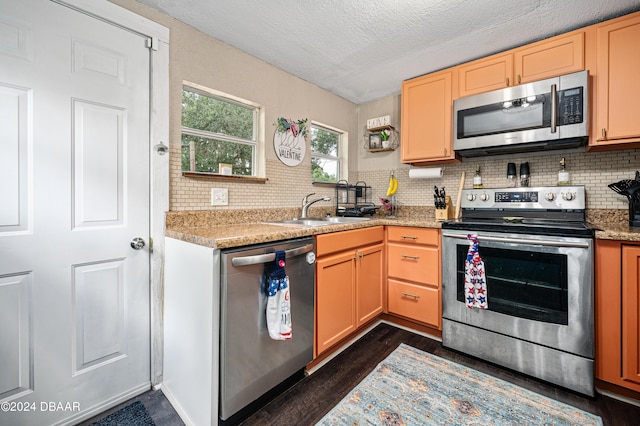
top-left (315, 250), bottom-right (356, 355)
top-left (315, 227), bottom-right (384, 357)
top-left (386, 227), bottom-right (442, 330)
top-left (356, 243), bottom-right (385, 327)
top-left (387, 243), bottom-right (439, 285)
top-left (388, 279), bottom-right (440, 328)
top-left (595, 240), bottom-right (640, 393)
top-left (622, 245), bottom-right (640, 386)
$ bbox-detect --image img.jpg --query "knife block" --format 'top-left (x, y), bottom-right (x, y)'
top-left (435, 196), bottom-right (453, 221)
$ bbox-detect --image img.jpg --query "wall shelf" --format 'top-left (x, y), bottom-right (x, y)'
top-left (363, 125), bottom-right (399, 152)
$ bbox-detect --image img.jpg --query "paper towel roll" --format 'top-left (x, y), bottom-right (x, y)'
top-left (409, 167), bottom-right (443, 179)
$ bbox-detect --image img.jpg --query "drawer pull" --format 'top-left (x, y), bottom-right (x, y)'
top-left (401, 291), bottom-right (420, 299)
top-left (401, 235), bottom-right (417, 240)
top-left (402, 254), bottom-right (420, 260)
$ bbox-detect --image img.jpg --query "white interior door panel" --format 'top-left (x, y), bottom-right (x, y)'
top-left (0, 0), bottom-right (151, 424)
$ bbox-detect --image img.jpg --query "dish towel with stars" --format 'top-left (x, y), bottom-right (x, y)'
top-left (464, 234), bottom-right (488, 309)
top-left (266, 250), bottom-right (292, 340)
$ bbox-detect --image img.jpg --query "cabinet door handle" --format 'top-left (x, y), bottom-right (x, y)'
top-left (602, 128), bottom-right (607, 139)
top-left (401, 291), bottom-right (420, 299)
top-left (402, 254), bottom-right (420, 260)
top-left (401, 235), bottom-right (417, 240)
top-left (517, 74), bottom-right (521, 85)
top-left (506, 77), bottom-right (510, 86)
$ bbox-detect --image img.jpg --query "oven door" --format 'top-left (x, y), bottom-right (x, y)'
top-left (442, 229), bottom-right (593, 358)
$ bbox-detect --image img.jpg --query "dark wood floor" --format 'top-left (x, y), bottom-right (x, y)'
top-left (82, 323), bottom-right (640, 425)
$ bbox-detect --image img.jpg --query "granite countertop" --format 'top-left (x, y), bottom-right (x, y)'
top-left (165, 208), bottom-right (640, 249)
top-left (166, 216), bottom-right (443, 249)
top-left (592, 222), bottom-right (640, 242)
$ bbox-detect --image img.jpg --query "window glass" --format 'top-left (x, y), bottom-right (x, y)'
top-left (311, 125), bottom-right (341, 183)
top-left (181, 87), bottom-right (258, 176)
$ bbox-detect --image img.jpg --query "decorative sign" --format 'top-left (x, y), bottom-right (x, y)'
top-left (274, 117), bottom-right (307, 167)
top-left (367, 115), bottom-right (390, 129)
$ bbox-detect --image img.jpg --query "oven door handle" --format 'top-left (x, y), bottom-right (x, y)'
top-left (442, 232), bottom-right (590, 248)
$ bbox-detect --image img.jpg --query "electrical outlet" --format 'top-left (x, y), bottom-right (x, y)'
top-left (211, 188), bottom-right (228, 206)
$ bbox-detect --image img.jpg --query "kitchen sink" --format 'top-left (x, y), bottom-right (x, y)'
top-left (266, 216), bottom-right (371, 227)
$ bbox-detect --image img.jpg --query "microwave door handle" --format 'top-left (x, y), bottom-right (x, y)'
top-left (550, 83), bottom-right (557, 133)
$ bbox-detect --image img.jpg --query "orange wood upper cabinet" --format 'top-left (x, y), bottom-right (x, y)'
top-left (315, 227), bottom-right (384, 356)
top-left (622, 245), bottom-right (640, 386)
top-left (513, 32), bottom-right (584, 85)
top-left (595, 240), bottom-right (640, 394)
top-left (593, 13), bottom-right (640, 147)
top-left (457, 32), bottom-right (584, 99)
top-left (401, 69), bottom-right (456, 164)
top-left (457, 53), bottom-right (513, 98)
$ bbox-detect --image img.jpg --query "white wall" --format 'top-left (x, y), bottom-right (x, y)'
top-left (110, 0), bottom-right (359, 211)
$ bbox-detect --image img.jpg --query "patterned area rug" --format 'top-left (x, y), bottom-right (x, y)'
top-left (317, 344), bottom-right (602, 425)
top-left (90, 401), bottom-right (155, 426)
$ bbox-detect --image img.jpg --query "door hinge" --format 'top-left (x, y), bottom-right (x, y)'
top-left (149, 237), bottom-right (154, 251)
top-left (145, 37), bottom-right (159, 51)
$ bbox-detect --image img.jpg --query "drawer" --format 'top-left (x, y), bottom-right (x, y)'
top-left (316, 226), bottom-right (384, 257)
top-left (387, 243), bottom-right (440, 286)
top-left (387, 226), bottom-right (439, 245)
top-left (388, 279), bottom-right (441, 329)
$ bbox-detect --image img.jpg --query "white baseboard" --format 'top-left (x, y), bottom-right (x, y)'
top-left (380, 319), bottom-right (442, 342)
top-left (307, 320), bottom-right (440, 375)
top-left (161, 384), bottom-right (195, 426)
top-left (596, 388), bottom-right (640, 408)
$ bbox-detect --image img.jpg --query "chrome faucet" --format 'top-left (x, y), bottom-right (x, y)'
top-left (301, 193), bottom-right (331, 218)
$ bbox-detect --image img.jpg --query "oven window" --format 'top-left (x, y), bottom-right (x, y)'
top-left (456, 245), bottom-right (568, 325)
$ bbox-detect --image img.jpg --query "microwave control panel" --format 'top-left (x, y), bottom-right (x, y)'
top-left (557, 87), bottom-right (583, 126)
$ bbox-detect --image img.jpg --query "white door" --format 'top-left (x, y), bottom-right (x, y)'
top-left (0, 1), bottom-right (151, 424)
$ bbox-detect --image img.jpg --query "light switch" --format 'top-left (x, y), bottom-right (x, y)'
top-left (211, 188), bottom-right (228, 206)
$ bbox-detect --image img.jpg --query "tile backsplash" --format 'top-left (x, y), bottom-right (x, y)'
top-left (170, 149), bottom-right (638, 212)
top-left (358, 148), bottom-right (639, 211)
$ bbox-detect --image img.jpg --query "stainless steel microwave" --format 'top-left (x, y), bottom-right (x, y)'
top-left (453, 71), bottom-right (588, 157)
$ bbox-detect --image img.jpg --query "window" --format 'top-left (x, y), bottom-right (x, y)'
top-left (181, 85), bottom-right (260, 176)
top-left (311, 123), bottom-right (343, 183)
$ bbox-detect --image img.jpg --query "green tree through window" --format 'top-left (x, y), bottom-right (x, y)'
top-left (181, 87), bottom-right (258, 176)
top-left (311, 125), bottom-right (341, 182)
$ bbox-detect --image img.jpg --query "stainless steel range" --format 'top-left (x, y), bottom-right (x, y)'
top-left (441, 185), bottom-right (595, 396)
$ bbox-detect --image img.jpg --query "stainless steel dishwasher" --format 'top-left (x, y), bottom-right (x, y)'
top-left (219, 237), bottom-right (315, 424)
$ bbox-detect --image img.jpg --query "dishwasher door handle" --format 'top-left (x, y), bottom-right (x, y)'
top-left (231, 244), bottom-right (314, 267)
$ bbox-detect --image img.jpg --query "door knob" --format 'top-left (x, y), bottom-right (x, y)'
top-left (130, 237), bottom-right (146, 250)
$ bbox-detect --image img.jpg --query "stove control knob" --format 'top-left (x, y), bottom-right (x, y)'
top-left (562, 192), bottom-right (575, 201)
top-left (480, 193), bottom-right (490, 202)
top-left (467, 193), bottom-right (476, 201)
top-left (545, 192), bottom-right (556, 201)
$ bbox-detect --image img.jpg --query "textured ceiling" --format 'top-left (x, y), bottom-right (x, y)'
top-left (136, 0), bottom-right (640, 104)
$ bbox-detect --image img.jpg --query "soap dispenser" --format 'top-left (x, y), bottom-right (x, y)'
top-left (558, 157), bottom-right (571, 186)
